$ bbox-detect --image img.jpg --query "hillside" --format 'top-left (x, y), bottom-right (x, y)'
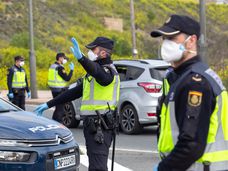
top-left (0, 0), bottom-right (227, 89)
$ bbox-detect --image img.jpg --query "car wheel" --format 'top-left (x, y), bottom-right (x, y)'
top-left (120, 104), bottom-right (141, 134)
top-left (62, 102), bottom-right (80, 128)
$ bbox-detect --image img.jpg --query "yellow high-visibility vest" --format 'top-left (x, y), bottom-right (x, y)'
top-left (80, 64), bottom-right (120, 116)
top-left (12, 66), bottom-right (26, 88)
top-left (48, 64), bottom-right (67, 88)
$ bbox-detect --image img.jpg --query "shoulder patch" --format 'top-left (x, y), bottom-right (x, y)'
top-left (188, 91), bottom-right (202, 107)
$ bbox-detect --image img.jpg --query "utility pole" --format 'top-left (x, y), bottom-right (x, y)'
top-left (199, 0), bottom-right (207, 62)
top-left (28, 0), bottom-right (38, 98)
top-left (130, 0), bottom-right (138, 59)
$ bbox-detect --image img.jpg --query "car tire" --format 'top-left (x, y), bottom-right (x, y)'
top-left (120, 104), bottom-right (142, 134)
top-left (62, 102), bottom-right (80, 128)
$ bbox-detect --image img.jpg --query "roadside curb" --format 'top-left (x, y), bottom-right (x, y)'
top-left (26, 98), bottom-right (52, 105)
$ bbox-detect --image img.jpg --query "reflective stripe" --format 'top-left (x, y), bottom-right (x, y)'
top-left (12, 68), bottom-right (26, 88)
top-left (189, 157), bottom-right (228, 171)
top-left (163, 79), bottom-right (170, 96)
top-left (80, 106), bottom-right (116, 116)
top-left (48, 64), bottom-right (67, 88)
top-left (169, 102), bottom-right (179, 145)
top-left (221, 91), bottom-right (228, 140)
top-left (81, 100), bottom-right (117, 106)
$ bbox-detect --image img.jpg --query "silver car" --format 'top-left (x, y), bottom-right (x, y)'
top-left (61, 59), bottom-right (170, 134)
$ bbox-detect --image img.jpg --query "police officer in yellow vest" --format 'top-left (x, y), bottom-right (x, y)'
top-left (34, 37), bottom-right (120, 171)
top-left (48, 52), bottom-right (74, 122)
top-left (151, 15), bottom-right (228, 171)
top-left (7, 56), bottom-right (30, 110)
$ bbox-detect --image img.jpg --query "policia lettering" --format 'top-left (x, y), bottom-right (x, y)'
top-left (158, 62), bottom-right (228, 171)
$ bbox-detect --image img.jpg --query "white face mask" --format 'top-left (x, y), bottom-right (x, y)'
top-left (161, 36), bottom-right (191, 62)
top-left (62, 59), bottom-right (67, 64)
top-left (19, 61), bottom-right (25, 66)
top-left (87, 50), bottom-right (98, 61)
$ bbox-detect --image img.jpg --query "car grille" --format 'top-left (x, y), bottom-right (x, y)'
top-left (46, 147), bottom-right (80, 171)
top-left (15, 133), bottom-right (74, 147)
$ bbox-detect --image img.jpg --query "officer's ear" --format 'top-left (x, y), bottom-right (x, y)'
top-left (99, 50), bottom-right (107, 58)
top-left (186, 35), bottom-right (197, 49)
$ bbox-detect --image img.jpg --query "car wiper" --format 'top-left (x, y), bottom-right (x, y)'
top-left (0, 109), bottom-right (18, 113)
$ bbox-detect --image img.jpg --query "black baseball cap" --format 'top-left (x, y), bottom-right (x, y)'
top-left (85, 37), bottom-right (114, 51)
top-left (56, 52), bottom-right (68, 60)
top-left (14, 56), bottom-right (24, 61)
top-left (151, 15), bottom-right (200, 39)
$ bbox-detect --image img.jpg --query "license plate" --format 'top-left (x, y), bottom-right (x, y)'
top-left (54, 155), bottom-right (76, 170)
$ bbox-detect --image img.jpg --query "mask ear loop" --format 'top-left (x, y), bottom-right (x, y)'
top-left (183, 36), bottom-right (197, 54)
top-left (158, 38), bottom-right (163, 59)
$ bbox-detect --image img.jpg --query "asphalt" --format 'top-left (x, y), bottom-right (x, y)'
top-left (0, 90), bottom-right (52, 105)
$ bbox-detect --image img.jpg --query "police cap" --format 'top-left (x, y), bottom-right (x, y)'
top-left (86, 37), bottom-right (114, 51)
top-left (150, 15), bottom-right (200, 39)
top-left (14, 55), bottom-right (24, 62)
top-left (56, 52), bottom-right (68, 60)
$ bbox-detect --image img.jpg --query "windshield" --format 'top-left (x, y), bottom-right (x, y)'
top-left (0, 98), bottom-right (19, 112)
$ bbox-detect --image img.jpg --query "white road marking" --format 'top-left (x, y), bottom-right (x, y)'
top-left (80, 154), bottom-right (132, 171)
top-left (79, 146), bottom-right (157, 170)
top-left (80, 145), bottom-right (158, 154)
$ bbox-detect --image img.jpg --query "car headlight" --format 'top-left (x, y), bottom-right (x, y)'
top-left (0, 139), bottom-right (30, 147)
top-left (0, 151), bottom-right (30, 162)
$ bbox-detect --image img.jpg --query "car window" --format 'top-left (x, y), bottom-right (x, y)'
top-left (115, 65), bottom-right (128, 81)
top-left (150, 67), bottom-right (168, 81)
top-left (0, 98), bottom-right (19, 112)
top-left (126, 66), bottom-right (144, 81)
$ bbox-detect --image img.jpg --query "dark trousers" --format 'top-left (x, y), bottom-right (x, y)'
top-left (51, 89), bottom-right (65, 122)
top-left (83, 117), bottom-right (113, 171)
top-left (12, 89), bottom-right (25, 110)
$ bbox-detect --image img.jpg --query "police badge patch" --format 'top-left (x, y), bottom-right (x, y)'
top-left (188, 91), bottom-right (202, 107)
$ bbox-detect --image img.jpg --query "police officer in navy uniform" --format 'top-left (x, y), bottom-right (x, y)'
top-left (35, 37), bottom-right (120, 171)
top-left (151, 15), bottom-right (228, 171)
top-left (48, 52), bottom-right (74, 122)
top-left (7, 56), bottom-right (30, 110)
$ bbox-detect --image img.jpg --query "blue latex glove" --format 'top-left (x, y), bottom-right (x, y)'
top-left (8, 93), bottom-right (14, 99)
top-left (34, 103), bottom-right (49, 116)
top-left (70, 37), bottom-right (83, 60)
top-left (27, 91), bottom-right (31, 98)
top-left (69, 62), bottom-right (74, 70)
top-left (153, 165), bottom-right (158, 171)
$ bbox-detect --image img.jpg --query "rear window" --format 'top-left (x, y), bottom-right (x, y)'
top-left (115, 65), bottom-right (144, 81)
top-left (150, 67), bottom-right (168, 81)
top-left (126, 66), bottom-right (144, 81)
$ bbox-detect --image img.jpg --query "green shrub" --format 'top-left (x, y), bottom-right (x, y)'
top-left (10, 32), bottom-right (42, 50)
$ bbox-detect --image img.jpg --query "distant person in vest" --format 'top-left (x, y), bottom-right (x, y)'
top-left (34, 37), bottom-right (120, 171)
top-left (151, 15), bottom-right (228, 171)
top-left (7, 56), bottom-right (30, 110)
top-left (48, 52), bottom-right (74, 122)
